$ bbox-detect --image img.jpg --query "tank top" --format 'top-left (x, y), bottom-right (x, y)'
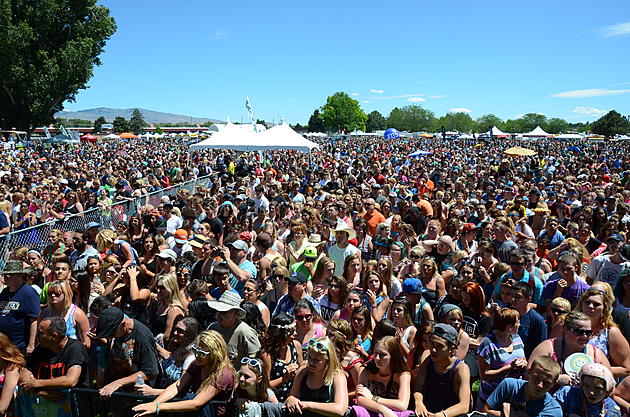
top-left (588, 328), bottom-right (609, 357)
top-left (299, 373), bottom-right (334, 403)
top-left (342, 355), bottom-right (363, 393)
top-left (422, 358), bottom-right (462, 413)
top-left (42, 304), bottom-right (78, 340)
top-left (270, 342), bottom-right (299, 402)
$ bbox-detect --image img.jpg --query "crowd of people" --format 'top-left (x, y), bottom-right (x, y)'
top-left (0, 134), bottom-right (630, 417)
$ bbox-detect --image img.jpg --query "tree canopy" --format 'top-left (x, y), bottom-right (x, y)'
top-left (0, 0), bottom-right (116, 132)
top-left (366, 110), bottom-right (387, 132)
top-left (307, 109), bottom-right (325, 132)
top-left (591, 110), bottom-right (630, 137)
top-left (129, 109), bottom-right (146, 133)
top-left (387, 105), bottom-right (436, 132)
top-left (319, 92), bottom-right (367, 133)
top-left (112, 116), bottom-right (129, 133)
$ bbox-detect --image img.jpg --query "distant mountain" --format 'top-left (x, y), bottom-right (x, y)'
top-left (55, 107), bottom-right (224, 125)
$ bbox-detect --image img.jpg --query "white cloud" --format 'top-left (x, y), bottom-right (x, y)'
top-left (371, 94), bottom-right (425, 100)
top-left (597, 21), bottom-right (630, 38)
top-left (369, 89), bottom-right (384, 94)
top-left (350, 93), bottom-right (359, 96)
top-left (407, 97), bottom-right (426, 103)
top-left (362, 100), bottom-right (370, 104)
top-left (551, 88), bottom-right (630, 98)
top-left (429, 95), bottom-right (447, 99)
top-left (450, 107), bottom-right (471, 113)
top-left (212, 29), bottom-right (230, 40)
top-left (572, 106), bottom-right (607, 116)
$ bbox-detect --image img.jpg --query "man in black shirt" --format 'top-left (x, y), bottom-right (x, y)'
top-left (20, 316), bottom-right (88, 398)
top-left (96, 307), bottom-right (159, 398)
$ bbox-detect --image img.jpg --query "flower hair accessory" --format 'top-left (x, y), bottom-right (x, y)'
top-left (272, 322), bottom-right (296, 330)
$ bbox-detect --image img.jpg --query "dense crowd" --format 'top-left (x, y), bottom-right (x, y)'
top-left (0, 135), bottom-right (630, 417)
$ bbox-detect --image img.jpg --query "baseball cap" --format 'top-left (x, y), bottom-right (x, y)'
top-left (86, 221), bottom-right (100, 230)
top-left (462, 223), bottom-right (478, 233)
top-left (303, 247), bottom-right (318, 260)
top-left (402, 278), bottom-right (423, 294)
top-left (240, 231), bottom-right (253, 242)
top-left (606, 233), bottom-right (624, 243)
top-left (286, 271), bottom-right (307, 284)
top-left (156, 249), bottom-right (177, 262)
top-left (432, 323), bottom-right (458, 346)
top-left (174, 229), bottom-right (188, 244)
top-left (96, 307), bottom-right (124, 338)
top-left (228, 240), bottom-right (248, 251)
top-left (189, 235), bottom-right (208, 249)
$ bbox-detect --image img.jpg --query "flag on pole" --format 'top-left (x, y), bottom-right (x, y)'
top-left (246, 96), bottom-right (257, 133)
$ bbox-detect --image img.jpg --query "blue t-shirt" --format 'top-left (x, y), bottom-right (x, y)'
top-left (0, 212), bottom-right (9, 238)
top-left (553, 385), bottom-right (621, 417)
top-left (229, 259), bottom-right (257, 297)
top-left (0, 284), bottom-right (41, 349)
top-left (493, 270), bottom-right (544, 306)
top-left (272, 294), bottom-right (321, 318)
top-left (518, 308), bottom-right (548, 358)
top-left (209, 287), bottom-right (239, 300)
top-left (486, 378), bottom-right (562, 417)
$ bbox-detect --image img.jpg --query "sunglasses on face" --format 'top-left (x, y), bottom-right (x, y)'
top-left (190, 345), bottom-right (210, 358)
top-left (551, 307), bottom-right (567, 315)
top-left (328, 284), bottom-right (341, 289)
top-left (567, 326), bottom-right (593, 337)
top-left (176, 272), bottom-right (190, 278)
top-left (156, 285), bottom-right (166, 291)
top-left (49, 292), bottom-right (63, 297)
top-left (295, 314), bottom-right (312, 321)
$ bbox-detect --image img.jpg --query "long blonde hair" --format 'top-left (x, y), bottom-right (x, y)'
top-left (96, 229), bottom-right (117, 253)
top-left (195, 330), bottom-right (236, 393)
top-left (307, 337), bottom-right (342, 386)
top-left (47, 280), bottom-right (73, 312)
top-left (158, 273), bottom-right (188, 313)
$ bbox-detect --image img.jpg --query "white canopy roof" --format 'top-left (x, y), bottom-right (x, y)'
top-left (190, 122), bottom-right (319, 153)
top-left (490, 126), bottom-right (509, 137)
top-left (554, 133), bottom-right (583, 140)
top-left (523, 126), bottom-right (550, 137)
top-left (103, 133), bottom-right (120, 139)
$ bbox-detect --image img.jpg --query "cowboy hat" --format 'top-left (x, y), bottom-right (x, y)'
top-left (331, 222), bottom-right (356, 240)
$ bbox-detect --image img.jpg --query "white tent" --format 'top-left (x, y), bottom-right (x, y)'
top-left (554, 133), bottom-right (583, 140)
top-left (490, 126), bottom-right (509, 137)
top-left (190, 122), bottom-right (318, 153)
top-left (103, 133), bottom-right (120, 139)
top-left (523, 126), bottom-right (551, 137)
top-left (457, 134), bottom-right (475, 140)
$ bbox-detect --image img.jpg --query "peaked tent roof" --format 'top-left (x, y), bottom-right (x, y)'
top-left (190, 122), bottom-right (318, 153)
top-left (490, 126), bottom-right (509, 137)
top-left (523, 125), bottom-right (551, 137)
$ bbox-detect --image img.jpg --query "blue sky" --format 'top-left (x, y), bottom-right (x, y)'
top-left (64, 0), bottom-right (630, 124)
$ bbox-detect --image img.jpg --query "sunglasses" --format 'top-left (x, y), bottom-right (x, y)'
top-left (49, 292), bottom-right (63, 297)
top-left (190, 345), bottom-right (210, 358)
top-left (241, 357), bottom-right (263, 373)
top-left (308, 339), bottom-right (328, 354)
top-left (551, 308), bottom-right (568, 315)
top-left (176, 272), bottom-right (190, 278)
top-left (295, 314), bottom-right (312, 321)
top-left (328, 284), bottom-right (341, 289)
top-left (156, 285), bottom-right (166, 291)
top-left (510, 261), bottom-right (525, 267)
top-left (567, 326), bottom-right (593, 337)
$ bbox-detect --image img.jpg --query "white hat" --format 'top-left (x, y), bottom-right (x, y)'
top-left (331, 223), bottom-right (356, 240)
top-left (207, 291), bottom-right (245, 318)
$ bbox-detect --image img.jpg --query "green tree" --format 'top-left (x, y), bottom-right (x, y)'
top-left (546, 117), bottom-right (570, 134)
top-left (93, 116), bottom-right (106, 133)
top-left (154, 126), bottom-right (163, 134)
top-left (503, 118), bottom-right (525, 133)
top-left (387, 105), bottom-right (436, 132)
top-left (0, 0), bottom-right (116, 133)
top-left (439, 112), bottom-right (475, 133)
top-left (319, 92), bottom-right (367, 133)
top-left (519, 113), bottom-right (548, 132)
top-left (366, 110), bottom-right (387, 132)
top-left (307, 109), bottom-right (326, 132)
top-left (591, 110), bottom-right (630, 137)
top-left (200, 121), bottom-right (214, 127)
top-left (475, 114), bottom-right (504, 133)
top-left (129, 109), bottom-right (146, 133)
top-left (112, 116), bottom-right (129, 133)
top-left (54, 118), bottom-right (92, 127)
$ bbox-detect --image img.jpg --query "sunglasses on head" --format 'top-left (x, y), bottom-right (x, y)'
top-left (190, 345), bottom-right (210, 358)
top-left (241, 357), bottom-right (263, 373)
top-left (308, 339), bottom-right (328, 354)
top-left (567, 326), bottom-right (593, 337)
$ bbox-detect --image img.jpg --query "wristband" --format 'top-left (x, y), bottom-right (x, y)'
top-left (156, 402), bottom-right (160, 415)
top-left (373, 395), bottom-right (380, 403)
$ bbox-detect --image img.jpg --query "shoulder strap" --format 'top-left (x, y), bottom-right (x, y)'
top-left (64, 304), bottom-right (77, 322)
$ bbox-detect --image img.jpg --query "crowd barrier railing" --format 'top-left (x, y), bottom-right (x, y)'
top-left (0, 174), bottom-right (214, 263)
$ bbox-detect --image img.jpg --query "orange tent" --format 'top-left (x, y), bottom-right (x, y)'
top-left (119, 132), bottom-right (138, 139)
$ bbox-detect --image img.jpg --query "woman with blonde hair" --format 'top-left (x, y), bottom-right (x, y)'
top-left (377, 257), bottom-right (402, 299)
top-left (150, 273), bottom-right (187, 346)
top-left (96, 229), bottom-right (136, 267)
top-left (327, 319), bottom-right (363, 397)
top-left (38, 280), bottom-right (90, 348)
top-left (308, 256), bottom-right (335, 298)
top-left (417, 256), bottom-right (446, 308)
top-left (0, 333), bottom-right (25, 415)
top-left (133, 330), bottom-right (237, 416)
top-left (396, 245), bottom-right (425, 282)
top-left (285, 337), bottom-right (348, 417)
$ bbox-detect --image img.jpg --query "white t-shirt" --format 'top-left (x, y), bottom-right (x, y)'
top-left (327, 243), bottom-right (359, 276)
top-left (586, 254), bottom-right (629, 287)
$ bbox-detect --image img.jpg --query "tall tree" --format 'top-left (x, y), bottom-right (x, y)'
top-left (387, 105), bottom-right (435, 132)
top-left (307, 109), bottom-right (325, 132)
top-left (520, 113), bottom-right (548, 132)
top-left (439, 112), bottom-right (475, 133)
top-left (129, 109), bottom-right (146, 133)
top-left (319, 92), bottom-right (367, 133)
top-left (546, 117), bottom-right (570, 134)
top-left (0, 0), bottom-right (116, 133)
top-left (591, 110), bottom-right (630, 137)
top-left (366, 110), bottom-right (387, 132)
top-left (112, 116), bottom-right (129, 133)
top-left (93, 116), bottom-right (107, 133)
top-left (475, 114), bottom-right (504, 133)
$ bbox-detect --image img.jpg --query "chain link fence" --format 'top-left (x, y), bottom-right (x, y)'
top-left (0, 174), bottom-right (214, 263)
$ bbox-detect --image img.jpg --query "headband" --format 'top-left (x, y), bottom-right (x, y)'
top-left (272, 322), bottom-right (296, 330)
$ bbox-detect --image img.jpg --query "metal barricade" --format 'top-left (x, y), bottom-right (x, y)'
top-left (0, 174), bottom-right (214, 262)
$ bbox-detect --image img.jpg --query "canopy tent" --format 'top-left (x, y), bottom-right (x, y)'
top-left (523, 126), bottom-right (551, 137)
top-left (490, 126), bottom-right (510, 137)
top-left (457, 134), bottom-right (475, 140)
top-left (503, 146), bottom-right (537, 156)
top-left (190, 122), bottom-right (319, 153)
top-left (119, 132), bottom-right (138, 139)
top-left (103, 133), bottom-right (120, 139)
top-left (418, 133), bottom-right (434, 138)
top-left (44, 135), bottom-right (79, 145)
top-left (305, 132), bottom-right (327, 137)
top-left (554, 133), bottom-right (583, 140)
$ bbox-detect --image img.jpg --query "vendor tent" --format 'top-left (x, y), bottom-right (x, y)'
top-left (554, 133), bottom-right (584, 140)
top-left (490, 126), bottom-right (510, 137)
top-left (523, 126), bottom-right (551, 137)
top-left (103, 133), bottom-right (120, 139)
top-left (190, 122), bottom-right (319, 153)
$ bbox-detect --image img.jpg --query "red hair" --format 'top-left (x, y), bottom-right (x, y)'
top-left (463, 281), bottom-right (488, 317)
top-left (0, 332), bottom-right (25, 368)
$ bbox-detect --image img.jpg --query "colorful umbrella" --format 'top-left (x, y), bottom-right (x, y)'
top-left (119, 132), bottom-right (138, 139)
top-left (503, 146), bottom-right (537, 156)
